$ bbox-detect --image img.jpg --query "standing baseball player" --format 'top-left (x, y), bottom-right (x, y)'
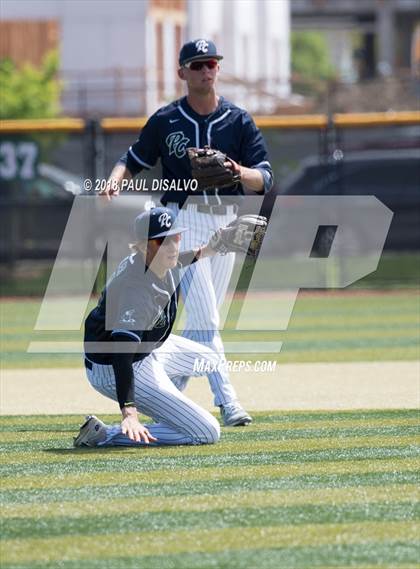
top-left (105, 39), bottom-right (273, 427)
top-left (74, 207), bottom-right (266, 447)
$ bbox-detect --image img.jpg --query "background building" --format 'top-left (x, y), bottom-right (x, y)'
top-left (1, 0), bottom-right (184, 116)
top-left (291, 0), bottom-right (420, 80)
top-left (0, 0), bottom-right (290, 116)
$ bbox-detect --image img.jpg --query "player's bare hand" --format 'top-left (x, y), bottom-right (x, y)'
top-left (100, 163), bottom-right (132, 201)
top-left (121, 409), bottom-right (157, 444)
top-left (99, 179), bottom-right (120, 202)
top-left (224, 159), bottom-right (242, 177)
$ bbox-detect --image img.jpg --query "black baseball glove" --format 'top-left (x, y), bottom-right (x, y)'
top-left (209, 215), bottom-right (267, 258)
top-left (188, 146), bottom-right (241, 191)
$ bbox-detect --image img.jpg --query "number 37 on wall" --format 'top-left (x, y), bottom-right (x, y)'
top-left (0, 141), bottom-right (39, 180)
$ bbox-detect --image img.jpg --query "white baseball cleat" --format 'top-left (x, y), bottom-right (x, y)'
top-left (220, 403), bottom-right (252, 427)
top-left (73, 415), bottom-right (107, 447)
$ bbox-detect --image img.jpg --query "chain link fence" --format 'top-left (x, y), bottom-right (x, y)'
top-left (1, 112), bottom-right (419, 294)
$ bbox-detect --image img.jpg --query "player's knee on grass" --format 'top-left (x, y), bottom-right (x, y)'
top-left (196, 414), bottom-right (221, 445)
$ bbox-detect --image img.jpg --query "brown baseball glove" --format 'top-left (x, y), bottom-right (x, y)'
top-left (187, 146), bottom-right (241, 191)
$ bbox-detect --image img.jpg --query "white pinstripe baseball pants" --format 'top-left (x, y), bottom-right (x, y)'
top-left (85, 335), bottom-right (221, 446)
top-left (168, 203), bottom-right (238, 407)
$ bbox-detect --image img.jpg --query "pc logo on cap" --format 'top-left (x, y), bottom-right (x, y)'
top-left (135, 207), bottom-right (187, 240)
top-left (179, 39), bottom-right (223, 66)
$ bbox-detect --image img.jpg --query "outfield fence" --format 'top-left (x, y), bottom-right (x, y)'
top-left (0, 111), bottom-right (419, 269)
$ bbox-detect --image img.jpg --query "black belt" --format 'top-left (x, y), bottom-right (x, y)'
top-left (197, 204), bottom-right (238, 215)
top-left (85, 358), bottom-right (93, 370)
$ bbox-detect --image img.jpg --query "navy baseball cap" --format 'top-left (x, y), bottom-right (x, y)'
top-left (135, 207), bottom-right (187, 240)
top-left (179, 39), bottom-right (223, 66)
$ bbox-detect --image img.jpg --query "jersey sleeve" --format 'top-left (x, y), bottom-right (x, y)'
top-left (111, 349), bottom-right (136, 409)
top-left (239, 112), bottom-right (274, 193)
top-left (119, 113), bottom-right (161, 176)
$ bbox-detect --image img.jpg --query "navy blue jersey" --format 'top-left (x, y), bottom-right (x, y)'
top-left (84, 253), bottom-right (178, 365)
top-left (119, 96), bottom-right (273, 206)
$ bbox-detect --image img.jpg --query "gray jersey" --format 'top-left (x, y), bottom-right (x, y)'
top-left (84, 253), bottom-right (178, 365)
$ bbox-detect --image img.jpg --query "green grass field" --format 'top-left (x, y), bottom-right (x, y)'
top-left (1, 255), bottom-right (419, 567)
top-left (1, 289), bottom-right (418, 368)
top-left (0, 410), bottom-right (419, 568)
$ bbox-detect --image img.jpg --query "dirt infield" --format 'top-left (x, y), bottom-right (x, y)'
top-left (1, 361), bottom-right (418, 415)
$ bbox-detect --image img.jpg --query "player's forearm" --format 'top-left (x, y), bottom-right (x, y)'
top-left (199, 244), bottom-right (217, 258)
top-left (239, 166), bottom-right (264, 194)
top-left (178, 244), bottom-right (217, 266)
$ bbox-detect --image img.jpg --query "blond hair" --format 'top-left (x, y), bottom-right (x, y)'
top-left (129, 240), bottom-right (146, 254)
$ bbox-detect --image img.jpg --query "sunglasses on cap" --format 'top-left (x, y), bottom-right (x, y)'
top-left (152, 233), bottom-right (182, 246)
top-left (184, 59), bottom-right (218, 71)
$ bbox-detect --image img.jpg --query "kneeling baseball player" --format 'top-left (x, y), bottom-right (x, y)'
top-left (74, 207), bottom-right (266, 448)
